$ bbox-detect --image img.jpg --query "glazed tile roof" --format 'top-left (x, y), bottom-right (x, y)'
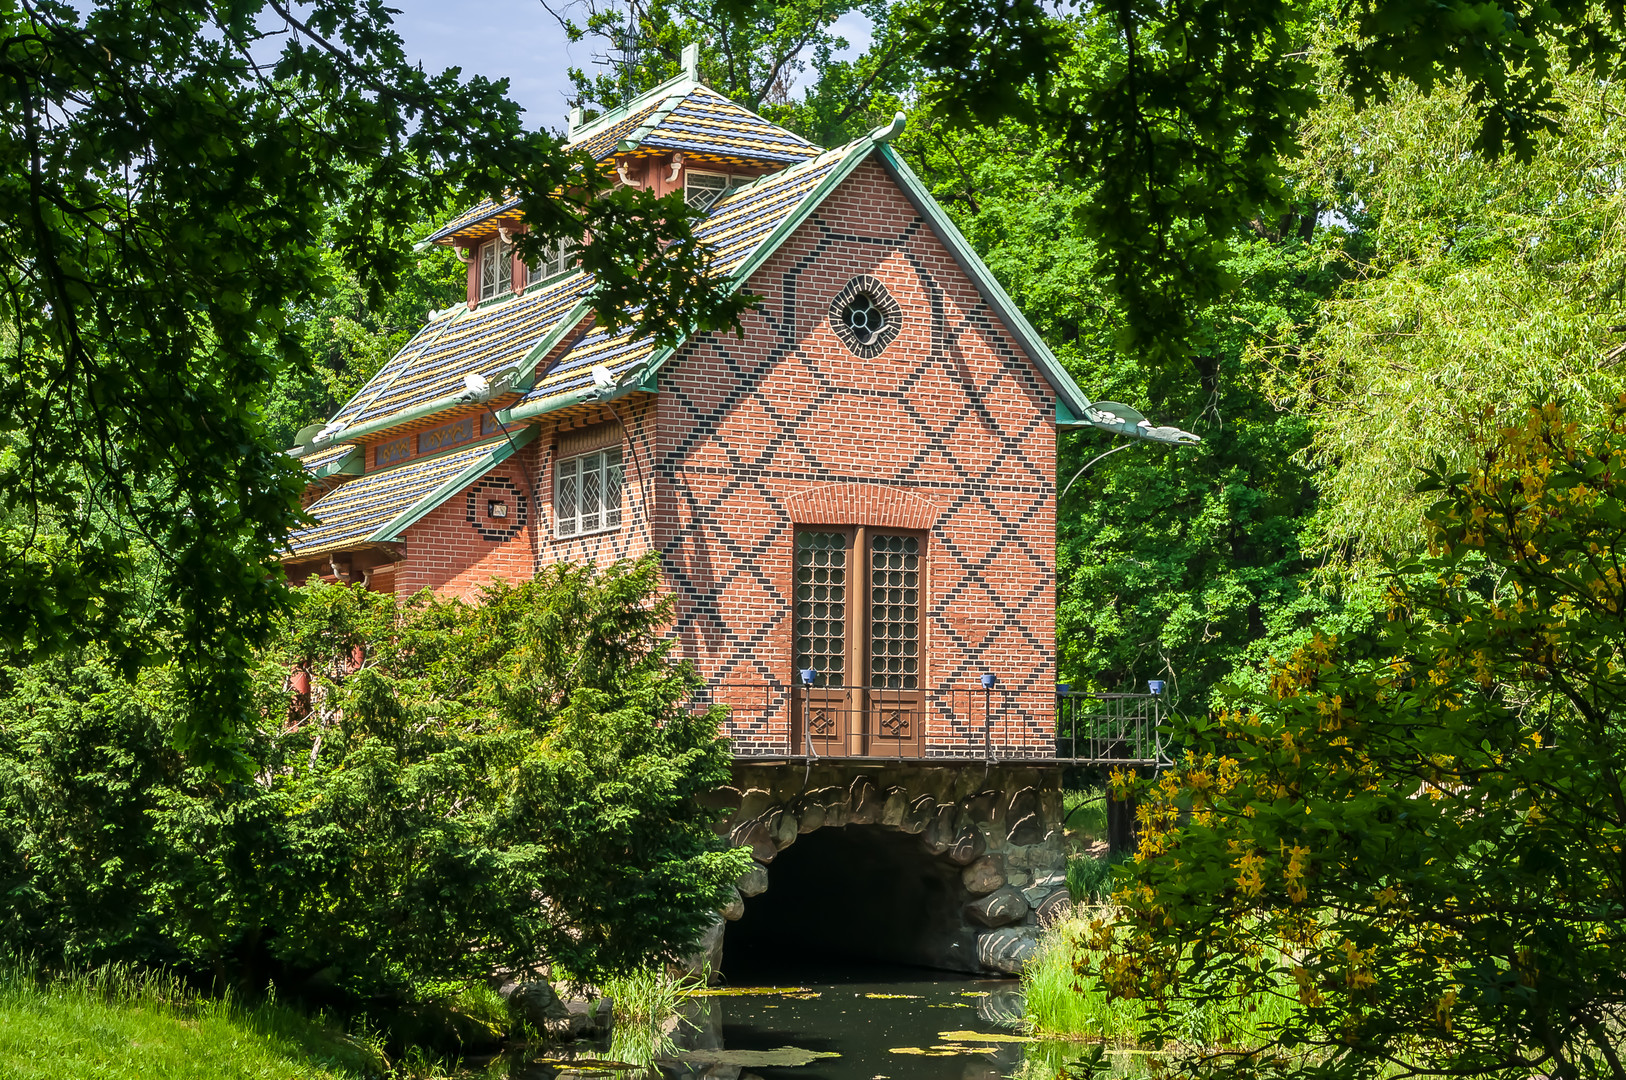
top-left (424, 196), bottom-right (522, 244)
top-left (330, 272), bottom-right (591, 432)
top-left (296, 442), bottom-right (358, 475)
top-left (573, 101), bottom-right (666, 160)
top-left (288, 442), bottom-right (499, 558)
top-left (631, 86), bottom-right (820, 164)
top-left (429, 82), bottom-right (823, 247)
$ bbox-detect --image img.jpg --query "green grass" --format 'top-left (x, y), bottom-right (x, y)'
top-left (1022, 913), bottom-right (1300, 1049)
top-left (1066, 852), bottom-right (1132, 903)
top-left (0, 960), bottom-right (385, 1079)
top-left (1063, 787), bottom-right (1109, 845)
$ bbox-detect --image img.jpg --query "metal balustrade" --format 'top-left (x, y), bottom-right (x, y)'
top-left (689, 683), bottom-right (1171, 767)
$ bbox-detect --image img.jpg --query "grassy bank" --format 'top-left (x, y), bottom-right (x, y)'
top-left (0, 961), bottom-right (385, 1080)
top-left (1023, 911), bottom-right (1298, 1048)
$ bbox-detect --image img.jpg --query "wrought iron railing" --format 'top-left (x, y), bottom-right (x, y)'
top-left (689, 682), bottom-right (1171, 767)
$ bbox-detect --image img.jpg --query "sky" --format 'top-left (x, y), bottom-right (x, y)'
top-left (383, 0), bottom-right (873, 135)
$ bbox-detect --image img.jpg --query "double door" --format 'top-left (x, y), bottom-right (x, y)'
top-left (791, 527), bottom-right (924, 757)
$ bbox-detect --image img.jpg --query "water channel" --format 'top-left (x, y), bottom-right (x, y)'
top-left (514, 964), bottom-right (1097, 1080)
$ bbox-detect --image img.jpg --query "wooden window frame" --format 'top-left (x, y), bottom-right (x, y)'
top-left (791, 525), bottom-right (929, 690)
top-left (553, 446), bottom-right (625, 539)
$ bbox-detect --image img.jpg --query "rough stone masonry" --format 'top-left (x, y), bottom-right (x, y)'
top-left (695, 763), bottom-right (1074, 976)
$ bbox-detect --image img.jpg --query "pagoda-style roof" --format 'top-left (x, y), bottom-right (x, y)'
top-left (424, 51), bottom-right (822, 248)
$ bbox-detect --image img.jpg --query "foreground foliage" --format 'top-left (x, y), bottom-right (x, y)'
top-left (0, 0), bottom-right (749, 761)
top-left (1106, 403), bottom-right (1626, 1080)
top-left (0, 555), bottom-right (744, 1003)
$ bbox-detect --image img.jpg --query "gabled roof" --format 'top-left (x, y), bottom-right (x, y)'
top-left (507, 115), bottom-right (1101, 425)
top-left (287, 436), bottom-right (530, 559)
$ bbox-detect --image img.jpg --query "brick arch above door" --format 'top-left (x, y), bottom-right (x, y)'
top-left (784, 483), bottom-right (939, 531)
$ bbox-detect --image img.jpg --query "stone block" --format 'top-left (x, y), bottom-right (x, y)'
top-left (770, 809), bottom-right (799, 850)
top-left (721, 887), bottom-right (745, 921)
top-left (880, 788), bottom-right (908, 827)
top-left (961, 854), bottom-right (1005, 896)
top-left (1036, 889), bottom-right (1073, 924)
top-left (947, 825), bottom-right (987, 866)
top-left (736, 789), bottom-right (774, 823)
top-left (976, 928), bottom-right (1039, 975)
top-left (737, 864), bottom-right (769, 897)
top-left (506, 978), bottom-right (570, 1033)
top-left (732, 819), bottom-right (776, 863)
top-left (920, 805), bottom-right (956, 855)
top-left (797, 802), bottom-right (826, 833)
top-left (899, 795), bottom-right (934, 835)
top-left (965, 885), bottom-right (1029, 927)
top-left (849, 776), bottom-right (880, 824)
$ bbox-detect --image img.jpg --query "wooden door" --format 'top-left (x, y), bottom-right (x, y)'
top-left (861, 532), bottom-right (924, 756)
top-left (791, 530), bottom-right (855, 755)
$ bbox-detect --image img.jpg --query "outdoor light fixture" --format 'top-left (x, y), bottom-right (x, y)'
top-left (981, 673), bottom-right (996, 689)
top-left (488, 500), bottom-right (509, 519)
top-left (800, 668), bottom-right (817, 687)
top-left (1080, 401), bottom-right (1201, 446)
top-left (1056, 682), bottom-right (1070, 696)
top-left (1059, 398), bottom-right (1203, 502)
top-left (1148, 680), bottom-right (1166, 696)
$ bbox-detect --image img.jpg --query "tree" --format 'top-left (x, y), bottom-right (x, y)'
top-left (0, 0), bottom-right (751, 761)
top-left (894, 72), bottom-right (1359, 711)
top-left (0, 554), bottom-right (744, 998)
top-left (1279, 42), bottom-right (1626, 559)
top-left (545, 0), bottom-right (922, 144)
top-left (906, 0), bottom-right (1626, 359)
top-left (1094, 401), bottom-right (1626, 1080)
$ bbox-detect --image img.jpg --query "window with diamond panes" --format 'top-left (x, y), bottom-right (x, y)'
top-left (554, 447), bottom-right (623, 537)
top-left (869, 534), bottom-right (920, 689)
top-left (794, 532), bottom-right (847, 686)
top-left (527, 237), bottom-right (573, 286)
top-left (684, 171), bottom-right (729, 211)
top-left (479, 237), bottom-right (512, 301)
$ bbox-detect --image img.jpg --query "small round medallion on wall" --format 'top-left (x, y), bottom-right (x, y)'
top-left (829, 275), bottom-right (901, 358)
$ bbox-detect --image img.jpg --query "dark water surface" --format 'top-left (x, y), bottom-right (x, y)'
top-left (667, 965), bottom-right (1044, 1080)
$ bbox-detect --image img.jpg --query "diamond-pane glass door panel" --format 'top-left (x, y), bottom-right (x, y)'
top-left (794, 531), bottom-right (847, 687)
top-left (869, 534), bottom-right (920, 690)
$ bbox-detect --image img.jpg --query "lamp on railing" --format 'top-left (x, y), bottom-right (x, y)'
top-left (800, 668), bottom-right (817, 760)
top-left (980, 673), bottom-right (996, 763)
top-left (1148, 680), bottom-right (1165, 695)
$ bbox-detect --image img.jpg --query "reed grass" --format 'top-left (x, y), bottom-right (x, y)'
top-left (0, 958), bottom-right (384, 1079)
top-left (1022, 912), bottom-right (1300, 1050)
top-left (601, 965), bottom-right (701, 1066)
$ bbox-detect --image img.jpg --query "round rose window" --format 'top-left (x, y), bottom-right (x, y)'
top-left (829, 275), bottom-right (901, 358)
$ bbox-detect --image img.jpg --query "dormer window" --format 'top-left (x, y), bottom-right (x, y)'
top-left (479, 236), bottom-right (512, 301)
top-left (685, 171), bottom-right (729, 211)
top-left (527, 237), bottom-right (574, 286)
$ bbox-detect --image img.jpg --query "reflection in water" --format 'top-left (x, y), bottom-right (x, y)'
top-left (512, 968), bottom-right (1099, 1080)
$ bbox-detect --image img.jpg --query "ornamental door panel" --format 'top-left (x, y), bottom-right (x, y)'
top-left (791, 530), bottom-right (854, 755)
top-left (862, 532), bottom-right (924, 756)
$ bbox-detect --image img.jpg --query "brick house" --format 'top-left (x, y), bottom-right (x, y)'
top-left (283, 47), bottom-right (1185, 760)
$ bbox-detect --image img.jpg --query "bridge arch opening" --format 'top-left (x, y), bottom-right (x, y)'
top-left (722, 825), bottom-right (975, 976)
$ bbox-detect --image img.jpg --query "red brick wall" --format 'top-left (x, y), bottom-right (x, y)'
top-left (393, 442), bottom-right (542, 600)
top-left (654, 157), bottom-right (1059, 757)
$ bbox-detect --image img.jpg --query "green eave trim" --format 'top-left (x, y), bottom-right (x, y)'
top-left (369, 427), bottom-right (538, 544)
top-left (308, 446), bottom-right (364, 480)
top-left (873, 143), bottom-right (1094, 423)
